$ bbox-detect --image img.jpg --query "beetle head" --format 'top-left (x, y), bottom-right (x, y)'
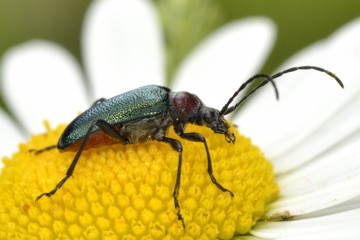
top-left (200, 107), bottom-right (235, 143)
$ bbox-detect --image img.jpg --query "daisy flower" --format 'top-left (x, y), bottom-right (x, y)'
top-left (0, 0), bottom-right (359, 239)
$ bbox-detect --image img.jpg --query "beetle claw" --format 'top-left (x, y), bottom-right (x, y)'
top-left (177, 211), bottom-right (186, 229)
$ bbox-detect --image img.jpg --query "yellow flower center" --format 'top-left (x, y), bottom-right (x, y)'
top-left (0, 123), bottom-right (278, 239)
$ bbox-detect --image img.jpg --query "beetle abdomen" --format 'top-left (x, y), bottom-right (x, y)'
top-left (62, 125), bottom-right (123, 152)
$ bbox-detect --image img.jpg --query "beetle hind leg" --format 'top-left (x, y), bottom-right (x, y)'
top-left (36, 123), bottom-right (98, 201)
top-left (36, 119), bottom-right (128, 201)
top-left (29, 145), bottom-right (57, 155)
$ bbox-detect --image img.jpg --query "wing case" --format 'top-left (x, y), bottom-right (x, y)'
top-left (58, 85), bottom-right (170, 149)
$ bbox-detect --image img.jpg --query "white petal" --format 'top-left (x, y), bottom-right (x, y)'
top-left (266, 173), bottom-right (360, 218)
top-left (301, 195), bottom-right (360, 219)
top-left (1, 40), bottom-right (88, 134)
top-left (82, 0), bottom-right (164, 98)
top-left (237, 17), bottom-right (360, 173)
top-left (278, 135), bottom-right (360, 197)
top-left (0, 110), bottom-right (24, 160)
top-left (251, 208), bottom-right (360, 239)
top-left (241, 236), bottom-right (265, 240)
top-left (271, 92), bottom-right (360, 174)
top-left (173, 17), bottom-right (276, 110)
top-left (263, 136), bottom-right (360, 218)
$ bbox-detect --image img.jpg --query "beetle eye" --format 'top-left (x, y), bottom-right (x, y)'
top-left (203, 111), bottom-right (216, 123)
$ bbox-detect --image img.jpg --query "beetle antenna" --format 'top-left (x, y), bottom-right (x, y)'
top-left (221, 65), bottom-right (344, 115)
top-left (271, 65), bottom-right (344, 88)
top-left (219, 74), bottom-right (278, 115)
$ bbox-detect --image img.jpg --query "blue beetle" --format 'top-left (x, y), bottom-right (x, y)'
top-left (34, 66), bottom-right (343, 227)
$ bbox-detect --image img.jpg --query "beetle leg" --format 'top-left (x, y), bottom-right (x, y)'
top-left (91, 97), bottom-right (107, 106)
top-left (36, 122), bottom-right (99, 201)
top-left (29, 145), bottom-right (57, 154)
top-left (37, 119), bottom-right (128, 201)
top-left (95, 120), bottom-right (128, 144)
top-left (161, 137), bottom-right (185, 228)
top-left (176, 129), bottom-right (234, 197)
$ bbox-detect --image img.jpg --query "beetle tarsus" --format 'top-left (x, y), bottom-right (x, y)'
top-left (29, 145), bottom-right (57, 155)
top-left (36, 190), bottom-right (55, 201)
top-left (209, 174), bottom-right (234, 197)
top-left (36, 175), bottom-right (70, 201)
top-left (173, 183), bottom-right (186, 228)
top-left (173, 193), bottom-right (185, 228)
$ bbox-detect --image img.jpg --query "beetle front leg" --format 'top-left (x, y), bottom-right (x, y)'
top-left (176, 129), bottom-right (234, 197)
top-left (161, 137), bottom-right (185, 228)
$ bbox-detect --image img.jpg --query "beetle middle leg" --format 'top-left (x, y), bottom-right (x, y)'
top-left (36, 119), bottom-right (128, 201)
top-left (177, 129), bottom-right (234, 197)
top-left (161, 137), bottom-right (186, 228)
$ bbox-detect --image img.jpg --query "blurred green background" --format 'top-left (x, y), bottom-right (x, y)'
top-left (0, 0), bottom-right (359, 112)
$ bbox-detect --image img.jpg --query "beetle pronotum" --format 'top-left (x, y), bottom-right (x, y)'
top-left (33, 66), bottom-right (343, 227)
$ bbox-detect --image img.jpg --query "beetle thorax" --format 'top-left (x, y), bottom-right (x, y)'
top-left (169, 91), bottom-right (202, 122)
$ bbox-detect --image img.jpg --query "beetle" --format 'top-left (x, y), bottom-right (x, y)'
top-left (34, 66), bottom-right (343, 228)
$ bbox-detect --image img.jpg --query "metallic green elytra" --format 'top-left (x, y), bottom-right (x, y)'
top-left (33, 66), bottom-right (343, 228)
top-left (58, 85), bottom-right (170, 150)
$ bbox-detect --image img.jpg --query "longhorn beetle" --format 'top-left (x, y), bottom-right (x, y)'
top-left (33, 66), bottom-right (343, 228)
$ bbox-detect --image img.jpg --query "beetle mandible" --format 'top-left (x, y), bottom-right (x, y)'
top-left (34, 66), bottom-right (343, 228)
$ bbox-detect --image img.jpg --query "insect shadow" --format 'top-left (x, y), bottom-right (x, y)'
top-left (32, 66), bottom-right (343, 228)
